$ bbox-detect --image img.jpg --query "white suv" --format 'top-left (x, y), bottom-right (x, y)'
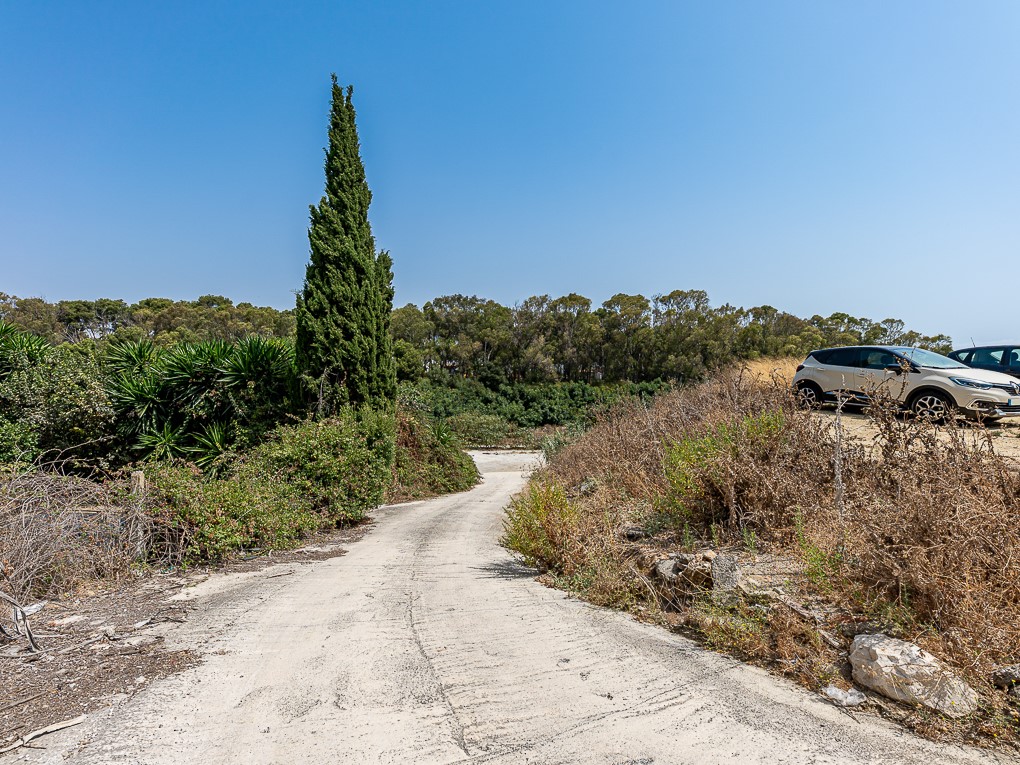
top-left (793, 345), bottom-right (1020, 421)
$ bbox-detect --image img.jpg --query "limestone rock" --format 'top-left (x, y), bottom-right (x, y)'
top-left (849, 634), bottom-right (979, 718)
top-left (654, 558), bottom-right (679, 582)
top-left (821, 685), bottom-right (866, 707)
top-left (655, 554), bottom-right (712, 590)
top-left (711, 554), bottom-right (740, 604)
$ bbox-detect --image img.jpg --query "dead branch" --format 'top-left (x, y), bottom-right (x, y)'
top-left (0, 714), bottom-right (86, 754)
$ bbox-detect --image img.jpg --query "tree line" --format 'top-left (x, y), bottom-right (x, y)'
top-left (0, 292), bottom-right (295, 346)
top-left (0, 288), bottom-right (951, 388)
top-left (392, 291), bottom-right (952, 385)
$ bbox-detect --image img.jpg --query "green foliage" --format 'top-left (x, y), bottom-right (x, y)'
top-left (295, 75), bottom-right (395, 413)
top-left (106, 337), bottom-right (299, 464)
top-left (145, 410), bottom-right (398, 562)
top-left (392, 290), bottom-right (954, 386)
top-left (408, 378), bottom-right (667, 430)
top-left (1, 293), bottom-right (294, 346)
top-left (662, 411), bottom-right (785, 526)
top-left (145, 462), bottom-right (320, 562)
top-left (445, 412), bottom-right (521, 447)
top-left (241, 410), bottom-right (394, 525)
top-left (502, 480), bottom-right (578, 569)
top-left (389, 402), bottom-right (479, 501)
top-left (0, 330), bottom-right (114, 463)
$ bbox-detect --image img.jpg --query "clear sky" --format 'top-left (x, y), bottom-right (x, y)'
top-left (2, 1), bottom-right (1018, 344)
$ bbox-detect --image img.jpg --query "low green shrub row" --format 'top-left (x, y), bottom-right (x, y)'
top-left (144, 411), bottom-right (393, 563)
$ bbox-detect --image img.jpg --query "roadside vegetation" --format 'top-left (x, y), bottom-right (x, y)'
top-left (503, 368), bottom-right (1020, 746)
top-left (0, 76), bottom-right (476, 611)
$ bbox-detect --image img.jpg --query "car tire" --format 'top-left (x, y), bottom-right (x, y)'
top-left (909, 391), bottom-right (955, 422)
top-left (795, 381), bottom-right (823, 409)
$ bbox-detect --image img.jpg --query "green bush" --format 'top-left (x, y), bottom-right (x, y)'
top-left (502, 480), bottom-right (577, 569)
top-left (145, 462), bottom-right (320, 562)
top-left (0, 337), bottom-right (114, 464)
top-left (240, 409), bottom-right (394, 525)
top-left (389, 402), bottom-right (478, 501)
top-left (445, 411), bottom-right (520, 446)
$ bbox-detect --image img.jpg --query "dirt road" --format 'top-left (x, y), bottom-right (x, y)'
top-left (21, 451), bottom-right (1005, 764)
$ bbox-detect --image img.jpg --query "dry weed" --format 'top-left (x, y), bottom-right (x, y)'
top-left (504, 369), bottom-right (1020, 740)
top-left (0, 467), bottom-right (151, 602)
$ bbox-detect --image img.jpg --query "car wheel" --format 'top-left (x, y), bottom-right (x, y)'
top-left (910, 391), bottom-right (954, 422)
top-left (795, 381), bottom-right (823, 409)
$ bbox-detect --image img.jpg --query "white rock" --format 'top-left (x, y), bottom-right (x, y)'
top-left (821, 685), bottom-right (866, 707)
top-left (849, 634), bottom-right (979, 718)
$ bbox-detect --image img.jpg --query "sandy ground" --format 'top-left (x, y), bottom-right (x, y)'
top-left (814, 409), bottom-right (1020, 465)
top-left (10, 451), bottom-right (1009, 765)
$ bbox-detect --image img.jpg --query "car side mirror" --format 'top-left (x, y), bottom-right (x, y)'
top-left (884, 364), bottom-right (904, 375)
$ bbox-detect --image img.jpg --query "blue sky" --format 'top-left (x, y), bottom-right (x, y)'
top-left (1, 1), bottom-right (1018, 344)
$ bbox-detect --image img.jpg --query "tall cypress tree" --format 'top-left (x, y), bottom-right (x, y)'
top-left (296, 74), bottom-right (395, 413)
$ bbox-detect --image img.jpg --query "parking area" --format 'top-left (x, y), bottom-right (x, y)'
top-left (813, 408), bottom-right (1020, 464)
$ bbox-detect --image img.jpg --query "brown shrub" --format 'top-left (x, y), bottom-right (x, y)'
top-left (504, 370), bottom-right (1020, 690)
top-left (0, 469), bottom-right (150, 602)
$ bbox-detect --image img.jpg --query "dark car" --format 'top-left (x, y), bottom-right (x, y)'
top-left (948, 345), bottom-right (1020, 380)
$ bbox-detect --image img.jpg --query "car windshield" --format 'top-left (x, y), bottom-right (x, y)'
top-left (892, 347), bottom-right (967, 369)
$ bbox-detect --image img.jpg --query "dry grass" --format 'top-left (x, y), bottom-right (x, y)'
top-left (740, 356), bottom-right (802, 386)
top-left (503, 370), bottom-right (1020, 743)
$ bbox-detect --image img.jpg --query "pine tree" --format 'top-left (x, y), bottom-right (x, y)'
top-left (296, 74), bottom-right (396, 413)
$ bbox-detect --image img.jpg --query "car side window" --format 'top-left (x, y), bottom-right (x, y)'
top-left (826, 348), bottom-right (861, 367)
top-left (955, 350), bottom-right (972, 364)
top-left (1009, 349), bottom-right (1020, 371)
top-left (861, 350), bottom-right (898, 370)
top-left (972, 348), bottom-right (1005, 366)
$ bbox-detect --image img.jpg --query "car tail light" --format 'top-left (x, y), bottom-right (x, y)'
top-left (796, 364), bottom-right (804, 372)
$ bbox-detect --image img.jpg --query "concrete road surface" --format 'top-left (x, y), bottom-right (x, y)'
top-left (24, 451), bottom-right (1007, 764)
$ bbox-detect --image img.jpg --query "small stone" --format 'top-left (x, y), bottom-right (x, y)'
top-left (992, 665), bottom-right (1020, 691)
top-left (122, 635), bottom-right (159, 648)
top-left (654, 558), bottom-right (678, 582)
top-left (701, 550), bottom-right (717, 561)
top-left (821, 685), bottom-right (866, 707)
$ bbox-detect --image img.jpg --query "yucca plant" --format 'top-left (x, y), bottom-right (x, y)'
top-left (107, 370), bottom-right (167, 443)
top-left (219, 336), bottom-right (299, 433)
top-left (161, 341), bottom-right (232, 423)
top-left (105, 339), bottom-right (164, 377)
top-left (138, 421), bottom-right (189, 460)
top-left (0, 321), bottom-right (52, 375)
top-left (187, 421), bottom-right (231, 471)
